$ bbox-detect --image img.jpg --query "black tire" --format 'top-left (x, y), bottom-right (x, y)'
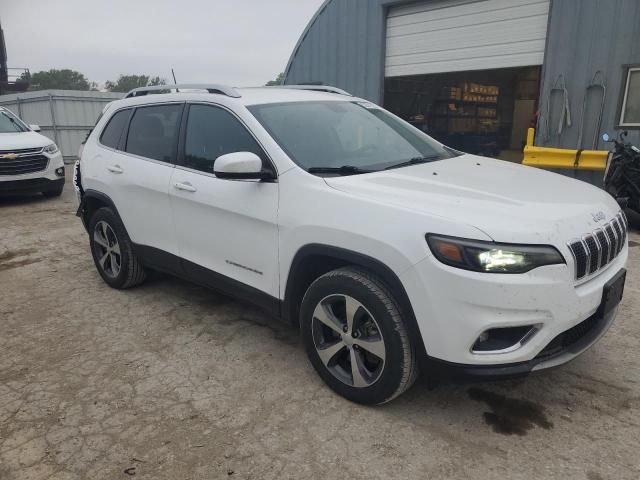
top-left (88, 207), bottom-right (147, 289)
top-left (300, 267), bottom-right (418, 405)
top-left (42, 185), bottom-right (64, 197)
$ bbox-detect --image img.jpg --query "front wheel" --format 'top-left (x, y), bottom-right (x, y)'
top-left (300, 267), bottom-right (418, 405)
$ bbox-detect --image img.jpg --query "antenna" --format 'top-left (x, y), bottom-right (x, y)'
top-left (171, 68), bottom-right (178, 92)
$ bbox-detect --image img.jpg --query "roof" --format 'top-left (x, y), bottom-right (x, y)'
top-left (104, 86), bottom-right (358, 111)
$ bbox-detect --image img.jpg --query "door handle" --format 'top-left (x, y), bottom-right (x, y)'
top-left (107, 165), bottom-right (123, 174)
top-left (173, 182), bottom-right (197, 193)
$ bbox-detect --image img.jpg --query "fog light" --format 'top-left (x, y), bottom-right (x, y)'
top-left (472, 325), bottom-right (539, 354)
top-left (55, 167), bottom-right (65, 177)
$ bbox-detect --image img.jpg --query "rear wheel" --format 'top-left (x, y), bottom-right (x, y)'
top-left (88, 207), bottom-right (147, 289)
top-left (300, 267), bottom-right (418, 405)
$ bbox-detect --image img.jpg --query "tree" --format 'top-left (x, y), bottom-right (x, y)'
top-left (265, 72), bottom-right (285, 86)
top-left (28, 69), bottom-right (91, 91)
top-left (105, 75), bottom-right (166, 93)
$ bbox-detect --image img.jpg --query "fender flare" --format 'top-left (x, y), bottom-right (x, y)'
top-left (77, 189), bottom-right (122, 232)
top-left (283, 244), bottom-right (425, 353)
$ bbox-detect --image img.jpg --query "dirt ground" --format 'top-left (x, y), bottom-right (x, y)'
top-left (1, 170), bottom-right (640, 480)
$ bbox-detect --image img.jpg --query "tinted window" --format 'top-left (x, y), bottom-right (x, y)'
top-left (249, 101), bottom-right (453, 172)
top-left (184, 104), bottom-right (265, 174)
top-left (100, 109), bottom-right (130, 149)
top-left (126, 104), bottom-right (182, 162)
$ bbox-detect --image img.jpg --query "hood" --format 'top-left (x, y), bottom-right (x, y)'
top-left (0, 131), bottom-right (53, 150)
top-left (324, 154), bottom-right (621, 244)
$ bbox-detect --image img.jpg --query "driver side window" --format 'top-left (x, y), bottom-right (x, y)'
top-left (183, 104), bottom-right (266, 174)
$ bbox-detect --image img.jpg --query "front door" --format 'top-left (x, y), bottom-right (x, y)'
top-left (169, 103), bottom-right (279, 301)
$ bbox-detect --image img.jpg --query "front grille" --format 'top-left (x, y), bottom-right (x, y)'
top-left (0, 154), bottom-right (49, 176)
top-left (567, 213), bottom-right (627, 280)
top-left (0, 147), bottom-right (43, 155)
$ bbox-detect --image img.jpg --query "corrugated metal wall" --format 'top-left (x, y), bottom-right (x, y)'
top-left (538, 0), bottom-right (640, 151)
top-left (0, 90), bottom-right (123, 163)
top-left (285, 0), bottom-right (390, 102)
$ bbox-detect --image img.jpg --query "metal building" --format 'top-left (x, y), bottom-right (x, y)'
top-left (0, 90), bottom-right (123, 163)
top-left (285, 0), bottom-right (640, 166)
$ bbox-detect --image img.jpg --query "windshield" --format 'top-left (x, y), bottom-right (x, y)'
top-left (0, 109), bottom-right (29, 133)
top-left (248, 101), bottom-right (457, 174)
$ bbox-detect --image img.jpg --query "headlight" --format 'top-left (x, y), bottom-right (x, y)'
top-left (44, 143), bottom-right (59, 154)
top-left (426, 234), bottom-right (565, 273)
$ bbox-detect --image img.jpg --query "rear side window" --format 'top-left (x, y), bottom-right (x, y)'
top-left (184, 104), bottom-right (266, 174)
top-left (99, 109), bottom-right (130, 149)
top-left (125, 104), bottom-right (183, 162)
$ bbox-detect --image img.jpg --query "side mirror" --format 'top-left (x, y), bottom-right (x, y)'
top-left (29, 124), bottom-right (41, 132)
top-left (214, 152), bottom-right (274, 181)
top-left (602, 133), bottom-right (610, 142)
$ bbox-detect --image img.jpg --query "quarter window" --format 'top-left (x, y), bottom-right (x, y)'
top-left (125, 104), bottom-right (183, 162)
top-left (99, 109), bottom-right (130, 149)
top-left (620, 67), bottom-right (640, 127)
top-left (184, 104), bottom-right (266, 174)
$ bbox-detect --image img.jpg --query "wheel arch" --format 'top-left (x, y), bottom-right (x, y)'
top-left (283, 244), bottom-right (426, 355)
top-left (77, 189), bottom-right (122, 233)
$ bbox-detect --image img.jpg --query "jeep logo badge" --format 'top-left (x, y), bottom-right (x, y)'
top-left (591, 211), bottom-right (606, 222)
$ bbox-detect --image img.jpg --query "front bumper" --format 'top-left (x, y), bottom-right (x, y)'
top-left (401, 245), bottom-right (628, 368)
top-left (426, 305), bottom-right (618, 378)
top-left (0, 151), bottom-right (65, 195)
top-left (0, 177), bottom-right (65, 195)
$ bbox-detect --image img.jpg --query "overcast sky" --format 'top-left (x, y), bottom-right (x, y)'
top-left (2, 0), bottom-right (324, 88)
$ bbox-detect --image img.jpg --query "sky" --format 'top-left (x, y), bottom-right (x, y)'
top-left (2, 0), bottom-right (324, 88)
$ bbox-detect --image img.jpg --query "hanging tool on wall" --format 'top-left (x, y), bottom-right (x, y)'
top-left (542, 74), bottom-right (572, 142)
top-left (576, 70), bottom-right (606, 151)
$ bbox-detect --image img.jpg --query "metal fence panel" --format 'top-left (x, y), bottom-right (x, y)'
top-left (0, 90), bottom-right (123, 163)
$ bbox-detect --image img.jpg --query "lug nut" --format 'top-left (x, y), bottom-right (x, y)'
top-left (343, 325), bottom-right (348, 333)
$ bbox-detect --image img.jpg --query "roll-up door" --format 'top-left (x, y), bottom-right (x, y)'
top-left (385, 0), bottom-right (550, 77)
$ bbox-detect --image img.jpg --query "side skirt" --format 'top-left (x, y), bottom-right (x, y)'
top-left (134, 244), bottom-right (282, 319)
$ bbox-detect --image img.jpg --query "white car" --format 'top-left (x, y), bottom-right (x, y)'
top-left (75, 84), bottom-right (628, 404)
top-left (0, 106), bottom-right (65, 197)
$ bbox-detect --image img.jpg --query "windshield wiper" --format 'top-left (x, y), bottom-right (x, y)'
top-left (384, 155), bottom-right (441, 170)
top-left (307, 165), bottom-right (375, 175)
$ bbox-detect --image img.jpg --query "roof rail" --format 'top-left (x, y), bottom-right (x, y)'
top-left (272, 85), bottom-right (352, 96)
top-left (125, 84), bottom-right (241, 99)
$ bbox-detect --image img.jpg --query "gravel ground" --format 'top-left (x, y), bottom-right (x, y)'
top-left (1, 171), bottom-right (640, 480)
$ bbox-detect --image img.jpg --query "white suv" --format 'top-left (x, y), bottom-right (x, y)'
top-left (76, 84), bottom-right (628, 404)
top-left (0, 106), bottom-right (65, 197)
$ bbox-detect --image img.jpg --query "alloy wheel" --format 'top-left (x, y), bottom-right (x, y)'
top-left (93, 221), bottom-right (121, 278)
top-left (311, 294), bottom-right (386, 388)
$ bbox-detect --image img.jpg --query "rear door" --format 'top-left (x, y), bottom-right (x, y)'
top-left (169, 103), bottom-right (279, 299)
top-left (104, 103), bottom-right (184, 256)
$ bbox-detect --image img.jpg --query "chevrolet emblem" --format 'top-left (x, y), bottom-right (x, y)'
top-left (1, 153), bottom-right (18, 160)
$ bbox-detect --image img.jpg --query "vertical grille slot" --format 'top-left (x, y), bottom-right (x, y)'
top-left (612, 219), bottom-right (624, 254)
top-left (583, 235), bottom-right (600, 274)
top-left (604, 224), bottom-right (617, 261)
top-left (568, 241), bottom-right (588, 279)
top-left (595, 229), bottom-right (610, 268)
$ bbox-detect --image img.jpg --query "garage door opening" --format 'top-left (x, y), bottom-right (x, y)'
top-left (384, 66), bottom-right (541, 161)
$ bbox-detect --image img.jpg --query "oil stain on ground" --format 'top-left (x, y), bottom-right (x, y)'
top-left (468, 387), bottom-right (553, 435)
